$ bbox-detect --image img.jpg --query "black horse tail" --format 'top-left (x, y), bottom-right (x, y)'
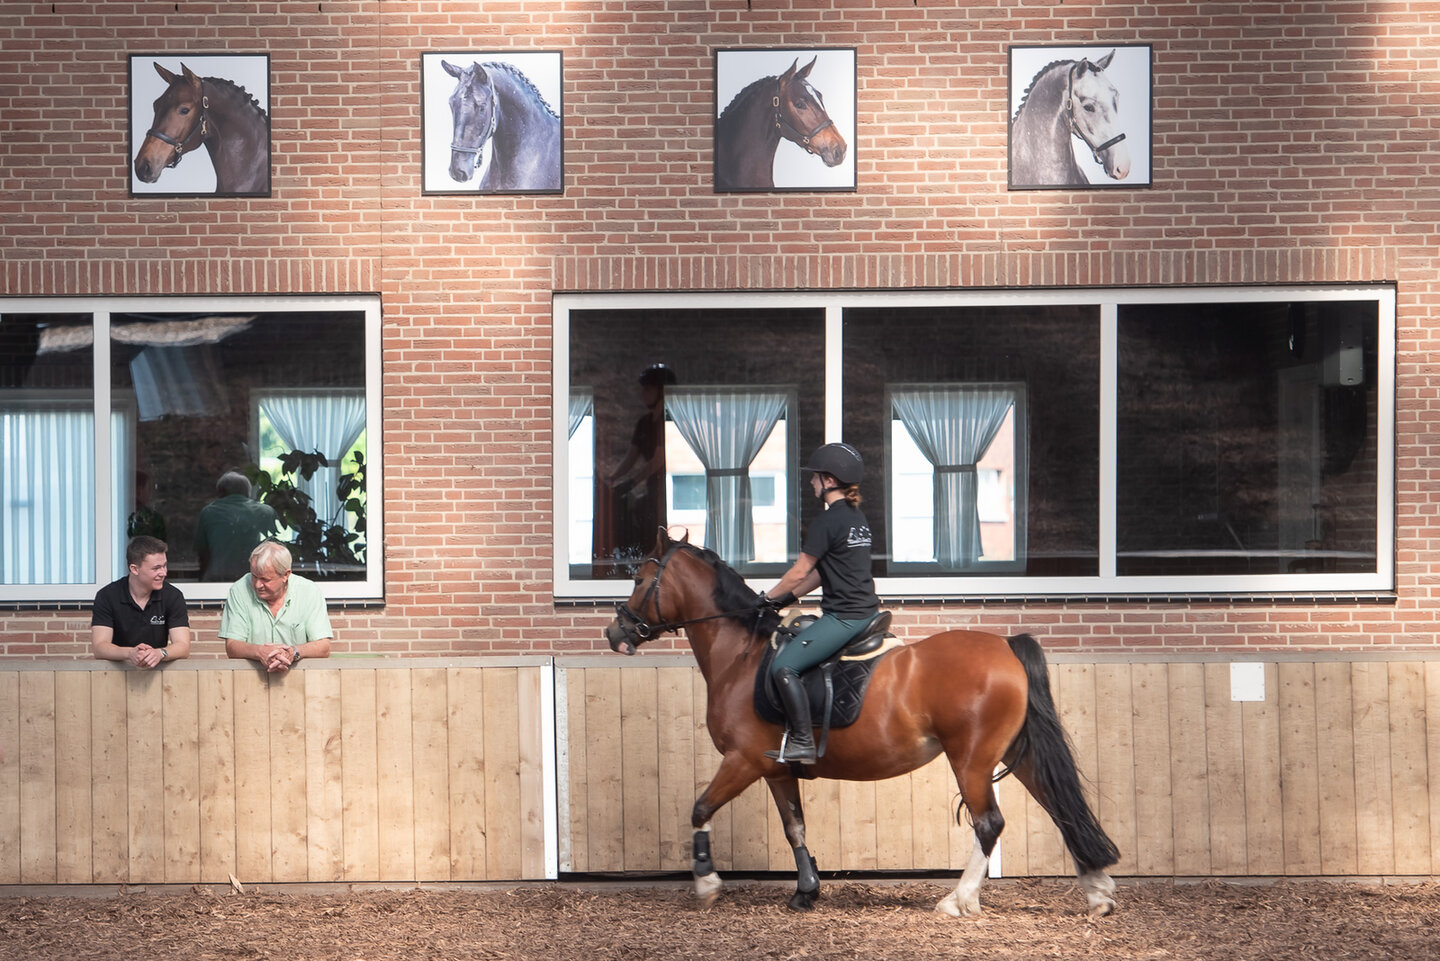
top-left (1005, 633), bottom-right (1121, 872)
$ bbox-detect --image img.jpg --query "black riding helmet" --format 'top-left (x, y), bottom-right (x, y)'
top-left (803, 442), bottom-right (863, 486)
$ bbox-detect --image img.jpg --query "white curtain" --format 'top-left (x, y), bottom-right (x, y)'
top-left (892, 385), bottom-right (1014, 568)
top-left (0, 403), bottom-right (131, 584)
top-left (258, 391), bottom-right (367, 526)
top-left (666, 387), bottom-right (786, 564)
top-left (568, 390), bottom-right (593, 439)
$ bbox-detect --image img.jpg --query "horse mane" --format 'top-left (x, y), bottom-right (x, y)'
top-left (672, 542), bottom-right (778, 643)
top-left (1010, 58), bottom-right (1075, 126)
top-left (202, 75), bottom-right (269, 124)
top-left (482, 61), bottom-right (559, 120)
top-left (717, 73), bottom-right (775, 122)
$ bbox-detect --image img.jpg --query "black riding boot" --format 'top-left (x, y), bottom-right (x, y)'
top-left (764, 667), bottom-right (817, 764)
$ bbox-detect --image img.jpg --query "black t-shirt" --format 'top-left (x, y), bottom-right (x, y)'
top-left (802, 500), bottom-right (880, 619)
top-left (91, 577), bottom-right (189, 648)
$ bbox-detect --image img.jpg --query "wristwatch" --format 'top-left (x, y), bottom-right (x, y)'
top-left (290, 649), bottom-right (302, 665)
top-left (159, 648), bottom-right (169, 660)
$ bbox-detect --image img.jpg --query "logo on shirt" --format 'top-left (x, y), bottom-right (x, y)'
top-left (847, 526), bottom-right (872, 549)
top-left (150, 615), bottom-right (167, 625)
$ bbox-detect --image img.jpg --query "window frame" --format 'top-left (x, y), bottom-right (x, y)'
top-left (553, 285), bottom-right (1395, 601)
top-left (0, 294), bottom-right (384, 606)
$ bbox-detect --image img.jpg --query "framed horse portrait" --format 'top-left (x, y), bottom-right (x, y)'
top-left (1007, 44), bottom-right (1152, 191)
top-left (714, 48), bottom-right (857, 193)
top-left (129, 53), bottom-right (271, 198)
top-left (421, 51), bottom-right (564, 195)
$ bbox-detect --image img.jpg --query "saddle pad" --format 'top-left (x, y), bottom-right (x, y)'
top-left (753, 643), bottom-right (889, 729)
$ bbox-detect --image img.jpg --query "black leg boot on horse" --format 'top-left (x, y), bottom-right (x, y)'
top-left (764, 667), bottom-right (817, 764)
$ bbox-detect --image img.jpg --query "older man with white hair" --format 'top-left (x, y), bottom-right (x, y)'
top-left (221, 540), bottom-right (333, 673)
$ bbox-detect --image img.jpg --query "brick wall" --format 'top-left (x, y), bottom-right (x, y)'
top-left (2, 1), bottom-right (1438, 657)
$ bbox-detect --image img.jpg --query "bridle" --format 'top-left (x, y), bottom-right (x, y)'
top-left (1065, 61), bottom-right (1126, 163)
top-left (773, 78), bottom-right (835, 155)
top-left (449, 82), bottom-right (499, 168)
top-left (611, 543), bottom-right (761, 646)
top-left (146, 85), bottom-right (211, 169)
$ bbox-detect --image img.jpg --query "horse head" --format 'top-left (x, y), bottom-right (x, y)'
top-left (774, 57), bottom-right (847, 168)
top-left (1066, 51), bottom-right (1131, 180)
top-left (442, 60), bottom-right (498, 183)
top-left (133, 62), bottom-right (210, 183)
top-left (606, 527), bottom-right (692, 655)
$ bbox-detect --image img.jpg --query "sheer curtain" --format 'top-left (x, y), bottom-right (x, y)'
top-left (892, 385), bottom-right (1014, 568)
top-left (258, 390), bottom-right (366, 526)
top-left (0, 401), bottom-right (130, 584)
top-left (568, 390), bottom-right (593, 439)
top-left (666, 387), bottom-right (786, 564)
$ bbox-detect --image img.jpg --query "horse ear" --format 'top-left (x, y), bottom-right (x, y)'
top-left (154, 62), bottom-right (178, 84)
top-left (441, 60), bottom-right (462, 79)
top-left (657, 526), bottom-right (674, 551)
top-left (796, 56), bottom-right (818, 80)
top-left (1094, 49), bottom-right (1116, 71)
top-left (180, 63), bottom-right (202, 88)
top-left (779, 58), bottom-right (800, 83)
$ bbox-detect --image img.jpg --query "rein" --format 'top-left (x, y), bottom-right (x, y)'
top-left (147, 85), bottom-right (211, 168)
top-left (613, 543), bottom-right (762, 642)
top-left (773, 79), bottom-right (835, 154)
top-left (1065, 62), bottom-right (1126, 162)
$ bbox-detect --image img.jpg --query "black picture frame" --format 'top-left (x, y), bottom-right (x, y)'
top-left (421, 51), bottom-right (564, 195)
top-left (714, 47), bottom-right (857, 193)
top-left (1007, 44), bottom-right (1152, 191)
top-left (128, 53), bottom-right (271, 198)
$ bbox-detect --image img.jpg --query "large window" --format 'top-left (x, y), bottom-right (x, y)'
top-left (0, 297), bottom-right (383, 604)
top-left (554, 287), bottom-right (1394, 599)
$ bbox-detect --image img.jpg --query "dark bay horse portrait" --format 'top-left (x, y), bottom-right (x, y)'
top-left (441, 59), bottom-right (562, 192)
top-left (133, 62), bottom-right (270, 195)
top-left (715, 56), bottom-right (848, 191)
top-left (1010, 50), bottom-right (1131, 188)
top-left (605, 530), bottom-right (1120, 918)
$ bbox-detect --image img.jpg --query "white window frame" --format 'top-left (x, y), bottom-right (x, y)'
top-left (0, 294), bottom-right (384, 605)
top-left (553, 285), bottom-right (1395, 601)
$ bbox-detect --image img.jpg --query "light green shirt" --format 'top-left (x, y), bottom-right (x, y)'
top-left (219, 572), bottom-right (333, 647)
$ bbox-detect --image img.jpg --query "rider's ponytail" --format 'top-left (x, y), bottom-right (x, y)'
top-left (841, 484), bottom-right (862, 508)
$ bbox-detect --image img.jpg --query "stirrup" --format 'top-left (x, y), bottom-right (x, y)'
top-left (764, 731), bottom-right (817, 764)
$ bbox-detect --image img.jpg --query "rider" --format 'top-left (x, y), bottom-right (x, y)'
top-left (759, 442), bottom-right (880, 764)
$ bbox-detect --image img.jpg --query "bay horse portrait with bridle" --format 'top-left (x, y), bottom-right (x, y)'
top-left (605, 528), bottom-right (1120, 918)
top-left (133, 61), bottom-right (270, 196)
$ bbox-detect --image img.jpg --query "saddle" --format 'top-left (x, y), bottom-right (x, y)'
top-left (753, 610), bottom-right (897, 768)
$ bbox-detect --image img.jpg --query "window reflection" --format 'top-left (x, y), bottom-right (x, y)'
top-left (0, 315), bottom-right (99, 584)
top-left (109, 311), bottom-right (368, 583)
top-left (1116, 301), bottom-right (1378, 575)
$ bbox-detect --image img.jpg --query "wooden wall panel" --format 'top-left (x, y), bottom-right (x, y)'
top-left (1277, 662), bottom-right (1321, 875)
top-left (0, 672), bottom-right (19, 884)
top-left (7, 656), bottom-right (1440, 887)
top-left (53, 672), bottom-right (91, 883)
top-left (161, 670), bottom-right (202, 882)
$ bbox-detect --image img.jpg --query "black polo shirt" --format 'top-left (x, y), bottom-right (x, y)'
top-left (91, 577), bottom-right (190, 648)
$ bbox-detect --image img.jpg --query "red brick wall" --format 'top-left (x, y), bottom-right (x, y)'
top-left (2, 1), bottom-right (1437, 657)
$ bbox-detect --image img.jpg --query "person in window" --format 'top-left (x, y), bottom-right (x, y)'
top-left (196, 471), bottom-right (279, 582)
top-left (608, 363), bottom-right (678, 556)
top-left (758, 443), bottom-right (879, 764)
top-left (220, 541), bottom-right (332, 673)
top-left (91, 535), bottom-right (191, 669)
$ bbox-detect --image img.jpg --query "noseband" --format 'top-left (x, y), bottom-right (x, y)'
top-left (146, 87), bottom-right (211, 168)
top-left (773, 79), bottom-right (835, 155)
top-left (1066, 62), bottom-right (1126, 162)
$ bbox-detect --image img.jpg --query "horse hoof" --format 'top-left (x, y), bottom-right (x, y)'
top-left (788, 890), bottom-right (818, 912)
top-left (935, 896), bottom-right (981, 918)
top-left (1087, 899), bottom-right (1117, 918)
top-left (694, 871), bottom-right (723, 909)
